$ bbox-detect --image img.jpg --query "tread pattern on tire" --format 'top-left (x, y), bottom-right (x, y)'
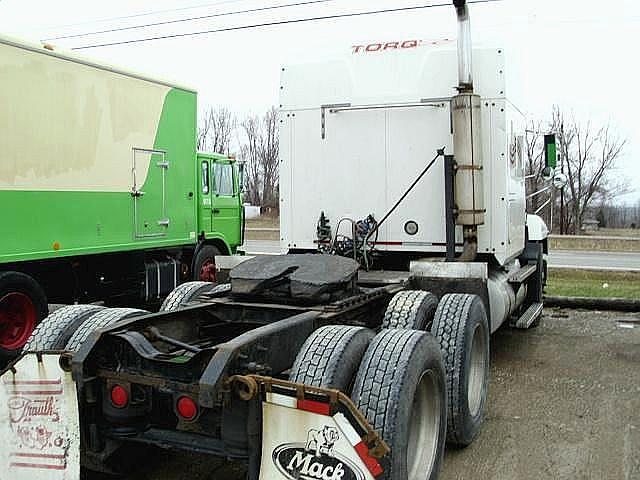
top-left (432, 293), bottom-right (485, 445)
top-left (382, 290), bottom-right (438, 330)
top-left (352, 329), bottom-right (424, 442)
top-left (160, 282), bottom-right (214, 312)
top-left (65, 308), bottom-right (148, 352)
top-left (290, 325), bottom-right (372, 388)
top-left (23, 305), bottom-right (105, 352)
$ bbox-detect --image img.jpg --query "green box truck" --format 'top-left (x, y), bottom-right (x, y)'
top-left (0, 35), bottom-right (243, 360)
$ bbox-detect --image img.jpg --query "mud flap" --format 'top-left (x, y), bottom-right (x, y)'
top-left (256, 386), bottom-right (387, 480)
top-left (0, 354), bottom-right (80, 479)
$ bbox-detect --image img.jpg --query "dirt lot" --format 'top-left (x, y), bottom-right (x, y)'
top-left (110, 308), bottom-right (640, 480)
top-left (442, 308), bottom-right (640, 480)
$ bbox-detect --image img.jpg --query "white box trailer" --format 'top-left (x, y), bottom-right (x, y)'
top-left (280, 45), bottom-right (528, 266)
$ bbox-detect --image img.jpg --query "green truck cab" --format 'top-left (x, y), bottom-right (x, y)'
top-left (0, 34), bottom-right (243, 361)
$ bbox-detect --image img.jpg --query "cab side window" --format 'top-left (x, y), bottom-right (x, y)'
top-left (213, 163), bottom-right (234, 196)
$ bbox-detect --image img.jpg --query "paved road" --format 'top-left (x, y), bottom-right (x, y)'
top-left (549, 249), bottom-right (640, 271)
top-left (240, 240), bottom-right (283, 255)
top-left (112, 308), bottom-right (640, 480)
top-left (241, 240), bottom-right (640, 271)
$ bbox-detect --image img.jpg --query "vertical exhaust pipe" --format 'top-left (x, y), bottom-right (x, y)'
top-left (452, 0), bottom-right (484, 261)
top-left (454, 0), bottom-right (474, 92)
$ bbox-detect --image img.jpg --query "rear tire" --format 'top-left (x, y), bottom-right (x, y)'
top-left (193, 245), bottom-right (222, 282)
top-left (432, 293), bottom-right (489, 446)
top-left (65, 308), bottom-right (148, 352)
top-left (24, 304), bottom-right (105, 351)
top-left (160, 282), bottom-right (215, 312)
top-left (0, 271), bottom-right (48, 358)
top-left (289, 325), bottom-right (374, 392)
top-left (382, 290), bottom-right (438, 331)
top-left (351, 329), bottom-right (446, 480)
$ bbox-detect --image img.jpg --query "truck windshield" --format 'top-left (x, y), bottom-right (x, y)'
top-left (213, 163), bottom-right (234, 196)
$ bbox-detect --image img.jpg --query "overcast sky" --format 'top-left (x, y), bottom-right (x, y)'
top-left (1, 0), bottom-right (638, 202)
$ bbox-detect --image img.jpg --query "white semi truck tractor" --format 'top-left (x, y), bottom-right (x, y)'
top-left (279, 0), bottom-right (554, 447)
top-left (2, 2), bottom-right (558, 480)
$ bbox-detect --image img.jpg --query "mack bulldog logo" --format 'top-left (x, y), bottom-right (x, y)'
top-left (273, 426), bottom-right (365, 480)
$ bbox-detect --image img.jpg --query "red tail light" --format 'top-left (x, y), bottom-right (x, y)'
top-left (110, 385), bottom-right (129, 408)
top-left (176, 396), bottom-right (198, 421)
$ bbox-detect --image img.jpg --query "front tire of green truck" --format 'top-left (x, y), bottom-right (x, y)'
top-left (0, 271), bottom-right (48, 359)
top-left (193, 244), bottom-right (221, 283)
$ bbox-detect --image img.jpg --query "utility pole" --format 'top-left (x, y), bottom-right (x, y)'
top-left (559, 122), bottom-right (565, 235)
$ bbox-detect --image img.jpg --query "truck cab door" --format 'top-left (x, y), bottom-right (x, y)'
top-left (197, 156), bottom-right (213, 234)
top-left (211, 159), bottom-right (241, 247)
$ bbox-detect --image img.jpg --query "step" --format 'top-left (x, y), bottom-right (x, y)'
top-left (508, 264), bottom-right (537, 284)
top-left (514, 302), bottom-right (543, 329)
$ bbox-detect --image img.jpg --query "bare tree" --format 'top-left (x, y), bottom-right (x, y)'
top-left (550, 107), bottom-right (627, 234)
top-left (524, 120), bottom-right (545, 212)
top-left (198, 106), bottom-right (236, 155)
top-left (239, 107), bottom-right (279, 209)
top-left (260, 107), bottom-right (279, 210)
top-left (239, 115), bottom-right (262, 206)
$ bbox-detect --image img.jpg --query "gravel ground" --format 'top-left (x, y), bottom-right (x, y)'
top-left (441, 308), bottom-right (640, 480)
top-left (108, 308), bottom-right (640, 480)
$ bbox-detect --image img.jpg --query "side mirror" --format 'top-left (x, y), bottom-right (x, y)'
top-left (237, 161), bottom-right (245, 193)
top-left (553, 172), bottom-right (568, 189)
top-left (544, 134), bottom-right (557, 169)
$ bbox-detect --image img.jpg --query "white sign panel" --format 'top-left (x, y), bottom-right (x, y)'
top-left (0, 354), bottom-right (80, 480)
top-left (260, 401), bottom-right (376, 480)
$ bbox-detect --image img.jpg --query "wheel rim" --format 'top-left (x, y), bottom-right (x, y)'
top-left (0, 292), bottom-right (37, 350)
top-left (468, 322), bottom-right (487, 417)
top-left (407, 370), bottom-right (441, 480)
top-left (199, 258), bottom-right (217, 283)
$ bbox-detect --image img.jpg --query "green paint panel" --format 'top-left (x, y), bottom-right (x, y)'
top-left (0, 88), bottom-right (240, 264)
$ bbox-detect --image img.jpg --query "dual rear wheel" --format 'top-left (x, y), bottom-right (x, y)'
top-left (24, 306), bottom-right (149, 353)
top-left (384, 290), bottom-right (490, 446)
top-left (289, 290), bottom-right (490, 480)
top-left (290, 325), bottom-right (446, 480)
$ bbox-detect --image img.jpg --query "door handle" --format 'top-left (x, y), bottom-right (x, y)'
top-left (213, 209), bottom-right (220, 214)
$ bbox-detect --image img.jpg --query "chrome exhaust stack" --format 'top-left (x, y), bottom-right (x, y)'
top-left (452, 0), bottom-right (484, 261)
top-left (454, 0), bottom-right (474, 92)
